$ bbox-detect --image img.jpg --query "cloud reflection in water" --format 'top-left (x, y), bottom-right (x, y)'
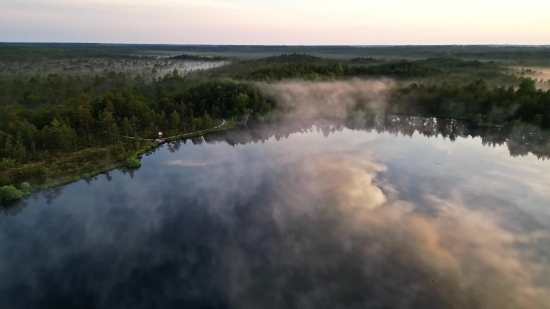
top-left (0, 119), bottom-right (549, 309)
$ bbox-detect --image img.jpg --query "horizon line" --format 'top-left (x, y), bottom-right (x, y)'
top-left (1, 42), bottom-right (550, 47)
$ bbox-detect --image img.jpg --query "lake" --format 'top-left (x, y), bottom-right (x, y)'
top-left (1, 116), bottom-right (550, 309)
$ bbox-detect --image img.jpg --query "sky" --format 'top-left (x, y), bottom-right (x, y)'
top-left (1, 0), bottom-right (549, 45)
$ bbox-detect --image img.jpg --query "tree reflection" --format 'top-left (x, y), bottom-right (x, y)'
top-left (167, 140), bottom-right (183, 153)
top-left (0, 199), bottom-right (28, 218)
top-left (203, 116), bottom-right (550, 160)
top-left (119, 167), bottom-right (137, 178)
top-left (43, 186), bottom-right (65, 205)
top-left (0, 169), bottom-right (140, 215)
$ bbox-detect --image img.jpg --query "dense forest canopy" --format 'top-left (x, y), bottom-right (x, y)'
top-left (206, 54), bottom-right (522, 86)
top-left (0, 67), bottom-right (274, 189)
top-left (389, 78), bottom-right (550, 128)
top-left (259, 53), bottom-right (324, 64)
top-left (349, 57), bottom-right (385, 64)
top-left (415, 57), bottom-right (499, 69)
top-left (247, 61), bottom-right (443, 81)
top-left (0, 74), bottom-right (272, 155)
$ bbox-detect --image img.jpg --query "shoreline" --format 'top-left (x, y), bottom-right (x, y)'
top-left (2, 113), bottom-right (546, 204)
top-left (1, 120), bottom-right (236, 203)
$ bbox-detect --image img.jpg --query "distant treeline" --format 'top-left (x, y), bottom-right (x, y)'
top-left (415, 57), bottom-right (500, 69)
top-left (0, 44), bottom-right (147, 61)
top-left (349, 57), bottom-right (385, 64)
top-left (213, 54), bottom-right (509, 82)
top-left (138, 45), bottom-right (550, 62)
top-left (247, 61), bottom-right (442, 81)
top-left (246, 54), bottom-right (500, 69)
top-left (171, 54), bottom-right (229, 61)
top-left (259, 53), bottom-right (323, 64)
top-left (3, 44), bottom-right (549, 63)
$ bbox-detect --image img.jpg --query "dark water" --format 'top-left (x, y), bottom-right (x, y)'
top-left (1, 117), bottom-right (550, 309)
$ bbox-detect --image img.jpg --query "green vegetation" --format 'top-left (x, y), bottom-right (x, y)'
top-left (2, 44), bottom-right (549, 64)
top-left (248, 61), bottom-right (442, 81)
top-left (0, 185), bottom-right (23, 201)
top-left (171, 54), bottom-right (229, 61)
top-left (389, 78), bottom-right (550, 128)
top-left (349, 57), bottom-right (384, 64)
top-left (2, 43), bottom-right (550, 200)
top-left (260, 53), bottom-right (324, 64)
top-left (125, 156), bottom-right (142, 168)
top-left (19, 182), bottom-right (31, 192)
top-left (416, 57), bottom-right (498, 69)
top-left (207, 53), bottom-right (518, 86)
top-left (0, 56), bottom-right (274, 193)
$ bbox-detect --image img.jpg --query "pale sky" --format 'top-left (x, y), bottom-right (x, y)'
top-left (1, 0), bottom-right (549, 44)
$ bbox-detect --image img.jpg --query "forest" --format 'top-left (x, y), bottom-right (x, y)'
top-left (389, 78), bottom-right (550, 128)
top-left (1, 44), bottom-right (550, 200)
top-left (171, 54), bottom-right (229, 61)
top-left (246, 61), bottom-right (443, 81)
top-left (0, 68), bottom-right (274, 193)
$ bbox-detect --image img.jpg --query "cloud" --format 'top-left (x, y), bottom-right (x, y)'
top-left (2, 126), bottom-right (550, 309)
top-left (217, 153), bottom-right (550, 309)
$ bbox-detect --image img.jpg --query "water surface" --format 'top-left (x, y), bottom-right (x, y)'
top-left (1, 117), bottom-right (550, 309)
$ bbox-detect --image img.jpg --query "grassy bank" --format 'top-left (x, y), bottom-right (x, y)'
top-left (0, 141), bottom-right (156, 201)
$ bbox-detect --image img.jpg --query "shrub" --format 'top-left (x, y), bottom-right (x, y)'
top-left (125, 156), bottom-right (141, 168)
top-left (41, 163), bottom-right (60, 178)
top-left (112, 143), bottom-right (127, 160)
top-left (0, 185), bottom-right (24, 201)
top-left (19, 182), bottom-right (31, 192)
top-left (82, 162), bottom-right (94, 173)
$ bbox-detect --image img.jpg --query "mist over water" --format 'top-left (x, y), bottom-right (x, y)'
top-left (258, 79), bottom-right (395, 118)
top-left (1, 118), bottom-right (550, 309)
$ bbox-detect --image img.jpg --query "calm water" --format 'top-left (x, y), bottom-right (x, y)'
top-left (1, 117), bottom-right (550, 309)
